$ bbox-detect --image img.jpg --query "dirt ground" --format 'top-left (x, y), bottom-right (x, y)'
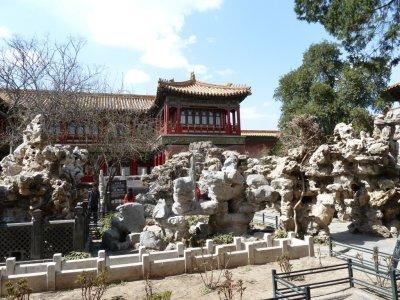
top-left (28, 248), bottom-right (383, 300)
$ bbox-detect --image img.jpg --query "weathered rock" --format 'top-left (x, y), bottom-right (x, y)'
top-left (0, 114), bottom-right (88, 222)
top-left (116, 203), bottom-right (146, 233)
top-left (189, 221), bottom-right (211, 240)
top-left (140, 225), bottom-right (166, 250)
top-left (153, 199), bottom-right (170, 220)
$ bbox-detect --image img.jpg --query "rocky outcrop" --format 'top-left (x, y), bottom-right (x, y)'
top-left (139, 107), bottom-right (400, 239)
top-left (102, 203), bottom-right (146, 251)
top-left (0, 115), bottom-right (88, 222)
top-left (115, 203), bottom-right (146, 233)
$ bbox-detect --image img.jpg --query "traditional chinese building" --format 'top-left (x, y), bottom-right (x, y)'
top-left (0, 73), bottom-right (279, 177)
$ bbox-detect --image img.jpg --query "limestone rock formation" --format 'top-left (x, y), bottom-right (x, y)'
top-left (115, 202), bottom-right (146, 233)
top-left (0, 115), bottom-right (88, 222)
top-left (138, 107), bottom-right (400, 239)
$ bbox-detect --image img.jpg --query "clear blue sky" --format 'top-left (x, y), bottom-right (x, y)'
top-left (0, 0), bottom-right (399, 130)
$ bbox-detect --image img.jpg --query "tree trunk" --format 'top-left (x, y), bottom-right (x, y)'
top-left (293, 172), bottom-right (306, 237)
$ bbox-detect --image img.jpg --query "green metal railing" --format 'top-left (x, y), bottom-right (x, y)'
top-left (261, 213), bottom-right (279, 229)
top-left (271, 262), bottom-right (350, 300)
top-left (329, 238), bottom-right (399, 299)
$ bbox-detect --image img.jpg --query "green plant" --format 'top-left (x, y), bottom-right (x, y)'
top-left (313, 236), bottom-right (328, 245)
top-left (186, 215), bottom-right (210, 227)
top-left (356, 247), bottom-right (392, 288)
top-left (277, 252), bottom-right (292, 275)
top-left (192, 248), bottom-right (231, 292)
top-left (65, 251), bottom-right (91, 260)
top-left (143, 277), bottom-right (172, 300)
top-left (273, 229), bottom-right (287, 239)
top-left (217, 270), bottom-right (246, 300)
top-left (76, 271), bottom-right (108, 300)
top-left (99, 212), bottom-right (120, 235)
top-left (277, 252), bottom-right (304, 281)
top-left (5, 279), bottom-right (32, 300)
top-left (212, 233), bottom-right (234, 245)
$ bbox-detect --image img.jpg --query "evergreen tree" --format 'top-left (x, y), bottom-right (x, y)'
top-left (274, 42), bottom-right (389, 135)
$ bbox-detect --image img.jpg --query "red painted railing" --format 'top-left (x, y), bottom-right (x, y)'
top-left (156, 121), bottom-right (241, 136)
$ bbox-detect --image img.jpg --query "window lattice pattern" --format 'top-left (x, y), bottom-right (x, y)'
top-left (42, 223), bottom-right (74, 258)
top-left (0, 225), bottom-right (32, 262)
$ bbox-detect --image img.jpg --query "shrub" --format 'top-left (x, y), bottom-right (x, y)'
top-left (313, 235), bottom-right (328, 245)
top-left (65, 251), bottom-right (91, 260)
top-left (212, 233), bottom-right (234, 245)
top-left (277, 252), bottom-right (292, 274)
top-left (186, 215), bottom-right (210, 227)
top-left (273, 229), bottom-right (287, 239)
top-left (217, 270), bottom-right (246, 300)
top-left (144, 278), bottom-right (172, 300)
top-left (76, 271), bottom-right (108, 300)
top-left (5, 279), bottom-right (32, 300)
top-left (99, 212), bottom-right (120, 235)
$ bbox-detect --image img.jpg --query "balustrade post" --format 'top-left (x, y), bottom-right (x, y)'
top-left (73, 202), bottom-right (85, 251)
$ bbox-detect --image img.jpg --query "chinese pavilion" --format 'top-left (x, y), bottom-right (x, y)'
top-left (0, 73), bottom-right (279, 178)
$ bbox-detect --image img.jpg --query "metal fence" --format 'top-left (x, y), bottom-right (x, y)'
top-left (271, 263), bottom-right (350, 300)
top-left (328, 238), bottom-right (399, 299)
top-left (0, 202), bottom-right (89, 263)
top-left (255, 212), bottom-right (279, 230)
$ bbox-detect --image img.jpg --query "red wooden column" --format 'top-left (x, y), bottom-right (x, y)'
top-left (236, 106), bottom-right (241, 135)
top-left (130, 158), bottom-right (138, 175)
top-left (165, 104), bottom-right (169, 134)
top-left (162, 152), bottom-right (166, 164)
top-left (153, 155), bottom-right (157, 167)
top-left (226, 109), bottom-right (232, 135)
top-left (60, 122), bottom-right (66, 143)
top-left (176, 105), bottom-right (181, 133)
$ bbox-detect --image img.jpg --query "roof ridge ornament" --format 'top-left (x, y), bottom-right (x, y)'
top-left (190, 71), bottom-right (196, 82)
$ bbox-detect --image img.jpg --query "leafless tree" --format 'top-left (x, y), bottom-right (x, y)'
top-left (281, 115), bottom-right (326, 236)
top-left (81, 105), bottom-right (159, 209)
top-left (0, 35), bottom-right (105, 151)
top-left (0, 35), bottom-right (160, 210)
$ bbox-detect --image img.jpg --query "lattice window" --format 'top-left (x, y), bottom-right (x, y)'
top-left (42, 222), bottom-right (74, 258)
top-left (0, 224), bottom-right (32, 262)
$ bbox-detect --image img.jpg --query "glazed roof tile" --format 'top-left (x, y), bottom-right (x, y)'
top-left (0, 90), bottom-right (155, 111)
top-left (241, 130), bottom-right (281, 137)
top-left (158, 73), bottom-right (251, 98)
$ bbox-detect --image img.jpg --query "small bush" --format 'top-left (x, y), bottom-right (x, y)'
top-left (273, 229), bottom-right (287, 239)
top-left (144, 278), bottom-right (172, 300)
top-left (5, 279), bottom-right (32, 300)
top-left (76, 271), bottom-right (108, 300)
top-left (313, 235), bottom-right (328, 245)
top-left (65, 251), bottom-right (91, 260)
top-left (144, 291), bottom-right (172, 300)
top-left (212, 233), bottom-right (234, 245)
top-left (277, 252), bottom-right (292, 274)
top-left (186, 215), bottom-right (210, 227)
top-left (217, 270), bottom-right (246, 300)
top-left (99, 212), bottom-right (120, 235)
top-left (277, 252), bottom-right (304, 281)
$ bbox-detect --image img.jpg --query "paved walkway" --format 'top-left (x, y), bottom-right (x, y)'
top-left (254, 210), bottom-right (398, 254)
top-left (329, 219), bottom-right (397, 254)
